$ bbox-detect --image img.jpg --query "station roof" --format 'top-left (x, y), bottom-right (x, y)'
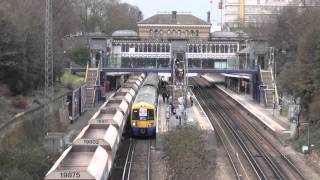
top-left (112, 30), bottom-right (138, 37)
top-left (138, 13), bottom-right (210, 26)
top-left (211, 31), bottom-right (239, 38)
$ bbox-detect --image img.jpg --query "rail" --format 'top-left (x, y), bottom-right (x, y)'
top-left (122, 139), bottom-right (151, 180)
top-left (193, 77), bottom-right (306, 180)
top-left (191, 78), bottom-right (261, 179)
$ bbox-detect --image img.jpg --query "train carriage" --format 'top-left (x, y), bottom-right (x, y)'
top-left (45, 73), bottom-right (146, 180)
top-left (131, 74), bottom-right (159, 137)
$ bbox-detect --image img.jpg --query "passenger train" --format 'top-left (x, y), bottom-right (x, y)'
top-left (131, 73), bottom-right (159, 137)
top-left (45, 73), bottom-right (145, 180)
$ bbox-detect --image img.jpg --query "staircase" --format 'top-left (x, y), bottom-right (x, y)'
top-left (85, 65), bottom-right (99, 109)
top-left (260, 69), bottom-right (278, 108)
top-left (170, 86), bottom-right (185, 107)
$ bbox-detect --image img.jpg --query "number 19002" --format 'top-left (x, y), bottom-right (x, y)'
top-left (60, 171), bottom-right (80, 178)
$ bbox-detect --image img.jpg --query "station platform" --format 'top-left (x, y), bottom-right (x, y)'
top-left (203, 74), bottom-right (290, 133)
top-left (156, 92), bottom-right (213, 133)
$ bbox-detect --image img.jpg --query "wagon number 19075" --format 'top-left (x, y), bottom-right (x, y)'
top-left (60, 171), bottom-right (80, 178)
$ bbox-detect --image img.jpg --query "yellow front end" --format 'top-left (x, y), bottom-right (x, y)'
top-left (131, 103), bottom-right (156, 137)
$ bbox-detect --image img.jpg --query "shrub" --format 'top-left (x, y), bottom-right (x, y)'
top-left (11, 95), bottom-right (28, 109)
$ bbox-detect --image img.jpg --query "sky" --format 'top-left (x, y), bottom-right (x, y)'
top-left (121, 0), bottom-right (222, 25)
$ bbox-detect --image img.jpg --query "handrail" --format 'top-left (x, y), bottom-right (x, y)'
top-left (92, 62), bottom-right (100, 107)
top-left (84, 63), bottom-right (89, 82)
top-left (259, 66), bottom-right (268, 106)
top-left (270, 67), bottom-right (280, 110)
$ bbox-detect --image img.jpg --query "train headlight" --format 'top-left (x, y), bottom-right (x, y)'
top-left (148, 123), bottom-right (153, 127)
top-left (132, 122), bottom-right (136, 126)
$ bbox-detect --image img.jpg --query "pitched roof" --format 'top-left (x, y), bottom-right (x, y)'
top-left (138, 13), bottom-right (210, 26)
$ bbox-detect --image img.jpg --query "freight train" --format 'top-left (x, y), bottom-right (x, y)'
top-left (45, 73), bottom-right (145, 180)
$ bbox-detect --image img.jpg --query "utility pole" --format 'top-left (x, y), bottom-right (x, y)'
top-left (44, 0), bottom-right (54, 135)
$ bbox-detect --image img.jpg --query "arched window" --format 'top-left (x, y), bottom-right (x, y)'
top-left (148, 44), bottom-right (152, 52)
top-left (195, 30), bottom-right (199, 37)
top-left (211, 45), bottom-right (215, 53)
top-left (166, 44), bottom-right (170, 52)
top-left (234, 45), bottom-right (238, 52)
top-left (172, 30), bottom-right (177, 37)
top-left (177, 30), bottom-right (181, 37)
top-left (144, 44), bottom-right (148, 52)
top-left (190, 30), bottom-right (194, 37)
top-left (216, 45), bottom-right (220, 53)
top-left (225, 45), bottom-right (229, 53)
top-left (139, 44), bottom-right (143, 52)
top-left (220, 45), bottom-right (225, 53)
top-left (189, 45), bottom-right (193, 53)
top-left (121, 44), bottom-right (125, 52)
top-left (161, 44), bottom-right (166, 52)
top-left (193, 45), bottom-right (197, 53)
top-left (160, 30), bottom-right (163, 38)
top-left (185, 30), bottom-right (189, 37)
top-left (149, 29), bottom-right (153, 37)
top-left (152, 44), bottom-right (156, 52)
top-left (157, 44), bottom-right (160, 52)
top-left (202, 45), bottom-right (206, 53)
top-left (134, 44), bottom-right (139, 52)
top-left (154, 29), bottom-right (158, 38)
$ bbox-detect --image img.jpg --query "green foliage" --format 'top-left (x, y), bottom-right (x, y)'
top-left (70, 47), bottom-right (90, 66)
top-left (0, 143), bottom-right (51, 180)
top-left (245, 7), bottom-right (320, 123)
top-left (61, 72), bottom-right (84, 89)
top-left (163, 125), bottom-right (214, 179)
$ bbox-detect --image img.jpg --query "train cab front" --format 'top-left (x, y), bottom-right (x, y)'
top-left (131, 120), bottom-right (156, 138)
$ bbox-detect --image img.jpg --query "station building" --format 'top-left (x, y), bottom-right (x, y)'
top-left (64, 11), bottom-right (273, 104)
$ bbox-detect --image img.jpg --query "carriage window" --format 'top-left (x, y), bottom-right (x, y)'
top-left (132, 109), bottom-right (154, 120)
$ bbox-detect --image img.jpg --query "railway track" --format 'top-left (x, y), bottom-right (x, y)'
top-left (191, 77), bottom-right (305, 180)
top-left (122, 139), bottom-right (152, 180)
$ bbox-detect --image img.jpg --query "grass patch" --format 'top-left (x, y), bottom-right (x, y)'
top-left (292, 126), bottom-right (320, 153)
top-left (163, 125), bottom-right (215, 179)
top-left (61, 72), bottom-right (84, 89)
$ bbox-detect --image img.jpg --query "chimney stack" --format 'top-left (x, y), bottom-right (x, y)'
top-left (138, 11), bottom-right (142, 21)
top-left (172, 11), bottom-right (177, 23)
top-left (207, 11), bottom-right (211, 23)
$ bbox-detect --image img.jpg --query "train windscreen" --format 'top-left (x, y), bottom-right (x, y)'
top-left (132, 108), bottom-right (154, 120)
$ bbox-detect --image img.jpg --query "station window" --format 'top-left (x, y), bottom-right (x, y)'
top-left (144, 44), bottom-right (147, 52)
top-left (220, 45), bottom-right (225, 53)
top-left (216, 45), bottom-right (220, 53)
top-left (166, 44), bottom-right (170, 52)
top-left (211, 45), bottom-right (215, 53)
top-left (202, 45), bottom-right (206, 53)
top-left (148, 44), bottom-right (152, 52)
top-left (234, 45), bottom-right (238, 52)
top-left (161, 44), bottom-right (166, 52)
top-left (121, 44), bottom-right (125, 52)
top-left (193, 45), bottom-right (197, 53)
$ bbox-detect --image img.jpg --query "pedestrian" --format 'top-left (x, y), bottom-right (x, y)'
top-left (166, 93), bottom-right (169, 102)
top-left (162, 92), bottom-right (166, 103)
top-left (190, 96), bottom-right (193, 106)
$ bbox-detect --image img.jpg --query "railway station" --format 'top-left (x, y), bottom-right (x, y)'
top-left (1, 0), bottom-right (320, 180)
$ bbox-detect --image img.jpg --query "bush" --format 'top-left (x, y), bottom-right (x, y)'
top-left (11, 95), bottom-right (28, 109)
top-left (163, 125), bottom-right (215, 179)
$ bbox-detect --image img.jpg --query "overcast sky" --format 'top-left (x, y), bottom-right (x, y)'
top-left (121, 0), bottom-right (222, 24)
